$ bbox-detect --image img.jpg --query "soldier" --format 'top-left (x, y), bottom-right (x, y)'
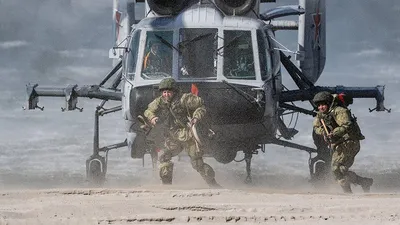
top-left (144, 78), bottom-right (221, 187)
top-left (312, 91), bottom-right (373, 193)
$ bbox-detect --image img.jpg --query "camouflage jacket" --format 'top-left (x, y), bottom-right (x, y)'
top-left (144, 92), bottom-right (206, 129)
top-left (313, 105), bottom-right (362, 143)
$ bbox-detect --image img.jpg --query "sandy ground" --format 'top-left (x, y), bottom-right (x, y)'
top-left (1, 184), bottom-right (400, 225)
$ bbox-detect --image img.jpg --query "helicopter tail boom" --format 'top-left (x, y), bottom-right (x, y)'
top-left (297, 0), bottom-right (326, 84)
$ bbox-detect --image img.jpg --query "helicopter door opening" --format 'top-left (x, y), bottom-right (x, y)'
top-left (178, 28), bottom-right (218, 80)
top-left (140, 30), bottom-right (173, 80)
top-left (222, 30), bottom-right (256, 80)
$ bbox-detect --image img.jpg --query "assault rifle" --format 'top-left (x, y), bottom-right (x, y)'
top-left (320, 119), bottom-right (334, 155)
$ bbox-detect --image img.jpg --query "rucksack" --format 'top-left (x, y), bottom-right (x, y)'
top-left (349, 110), bottom-right (365, 140)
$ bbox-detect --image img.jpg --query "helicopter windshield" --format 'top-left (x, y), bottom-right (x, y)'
top-left (178, 28), bottom-right (218, 80)
top-left (126, 30), bottom-right (141, 80)
top-left (222, 30), bottom-right (255, 80)
top-left (141, 31), bottom-right (173, 80)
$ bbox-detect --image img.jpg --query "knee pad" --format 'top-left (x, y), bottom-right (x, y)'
top-left (159, 151), bottom-right (172, 163)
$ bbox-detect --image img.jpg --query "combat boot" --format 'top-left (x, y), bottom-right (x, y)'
top-left (339, 180), bottom-right (352, 194)
top-left (161, 175), bottom-right (172, 185)
top-left (359, 177), bottom-right (373, 193)
top-left (159, 162), bottom-right (173, 185)
top-left (341, 184), bottom-right (352, 194)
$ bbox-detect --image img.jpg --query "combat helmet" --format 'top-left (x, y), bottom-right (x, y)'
top-left (158, 77), bottom-right (177, 91)
top-left (313, 91), bottom-right (333, 105)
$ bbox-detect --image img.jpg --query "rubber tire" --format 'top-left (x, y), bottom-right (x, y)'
top-left (86, 159), bottom-right (106, 186)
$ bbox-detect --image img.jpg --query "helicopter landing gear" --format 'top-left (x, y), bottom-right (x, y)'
top-left (244, 151), bottom-right (253, 184)
top-left (309, 154), bottom-right (331, 188)
top-left (151, 149), bottom-right (158, 170)
top-left (86, 154), bottom-right (107, 186)
top-left (144, 147), bottom-right (158, 171)
top-left (309, 131), bottom-right (332, 188)
top-left (235, 147), bottom-right (258, 184)
top-left (86, 106), bottom-right (127, 186)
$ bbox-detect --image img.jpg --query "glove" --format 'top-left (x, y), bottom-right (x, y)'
top-left (150, 117), bottom-right (159, 126)
top-left (140, 124), bottom-right (151, 133)
top-left (323, 132), bottom-right (333, 143)
top-left (189, 118), bottom-right (198, 127)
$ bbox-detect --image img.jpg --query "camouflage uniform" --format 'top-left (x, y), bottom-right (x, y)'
top-left (313, 91), bottom-right (373, 193)
top-left (144, 78), bottom-right (219, 187)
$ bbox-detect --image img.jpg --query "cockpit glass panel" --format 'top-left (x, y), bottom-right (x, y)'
top-left (127, 30), bottom-right (141, 80)
top-left (257, 30), bottom-right (269, 81)
top-left (141, 31), bottom-right (173, 80)
top-left (222, 30), bottom-right (255, 80)
top-left (178, 28), bottom-right (218, 80)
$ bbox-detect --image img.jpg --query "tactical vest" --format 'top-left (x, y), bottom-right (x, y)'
top-left (157, 94), bottom-right (190, 129)
top-left (323, 107), bottom-right (365, 141)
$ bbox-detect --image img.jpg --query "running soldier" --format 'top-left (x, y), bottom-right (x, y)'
top-left (144, 78), bottom-right (221, 187)
top-left (312, 91), bottom-right (373, 193)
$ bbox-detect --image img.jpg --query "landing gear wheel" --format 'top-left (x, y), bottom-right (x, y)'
top-left (86, 155), bottom-right (107, 186)
top-left (309, 157), bottom-right (331, 188)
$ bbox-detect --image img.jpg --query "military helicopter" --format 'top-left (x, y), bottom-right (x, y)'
top-left (26, 0), bottom-right (389, 185)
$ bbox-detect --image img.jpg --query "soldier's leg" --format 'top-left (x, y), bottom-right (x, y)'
top-left (158, 137), bottom-right (183, 184)
top-left (341, 141), bottom-right (373, 192)
top-left (186, 140), bottom-right (221, 188)
top-left (158, 149), bottom-right (173, 185)
top-left (331, 145), bottom-right (352, 193)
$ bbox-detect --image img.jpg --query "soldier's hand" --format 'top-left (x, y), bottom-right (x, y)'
top-left (189, 118), bottom-right (198, 127)
top-left (150, 117), bottom-right (159, 126)
top-left (140, 124), bottom-right (151, 133)
top-left (323, 133), bottom-right (333, 143)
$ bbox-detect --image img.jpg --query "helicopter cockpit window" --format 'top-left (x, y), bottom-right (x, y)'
top-left (257, 30), bottom-right (270, 81)
top-left (222, 30), bottom-right (255, 80)
top-left (127, 30), bottom-right (141, 80)
top-left (141, 31), bottom-right (173, 80)
top-left (178, 28), bottom-right (218, 80)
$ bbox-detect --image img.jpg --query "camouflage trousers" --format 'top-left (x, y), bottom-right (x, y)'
top-left (331, 140), bottom-right (363, 186)
top-left (158, 127), bottom-right (216, 185)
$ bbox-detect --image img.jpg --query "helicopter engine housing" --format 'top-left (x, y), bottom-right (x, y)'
top-left (147, 0), bottom-right (189, 15)
top-left (214, 0), bottom-right (257, 16)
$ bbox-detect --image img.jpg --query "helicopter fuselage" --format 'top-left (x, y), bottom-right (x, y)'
top-left (122, 6), bottom-right (281, 162)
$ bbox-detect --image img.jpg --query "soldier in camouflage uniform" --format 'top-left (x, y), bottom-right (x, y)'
top-left (144, 78), bottom-right (221, 187)
top-left (312, 91), bottom-right (373, 193)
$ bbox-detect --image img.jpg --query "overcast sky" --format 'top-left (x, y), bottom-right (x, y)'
top-left (0, 0), bottom-right (399, 188)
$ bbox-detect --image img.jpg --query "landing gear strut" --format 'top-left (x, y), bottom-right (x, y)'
top-left (237, 146), bottom-right (259, 184)
top-left (86, 106), bottom-right (127, 186)
top-left (309, 131), bottom-right (332, 187)
top-left (244, 151), bottom-right (253, 184)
